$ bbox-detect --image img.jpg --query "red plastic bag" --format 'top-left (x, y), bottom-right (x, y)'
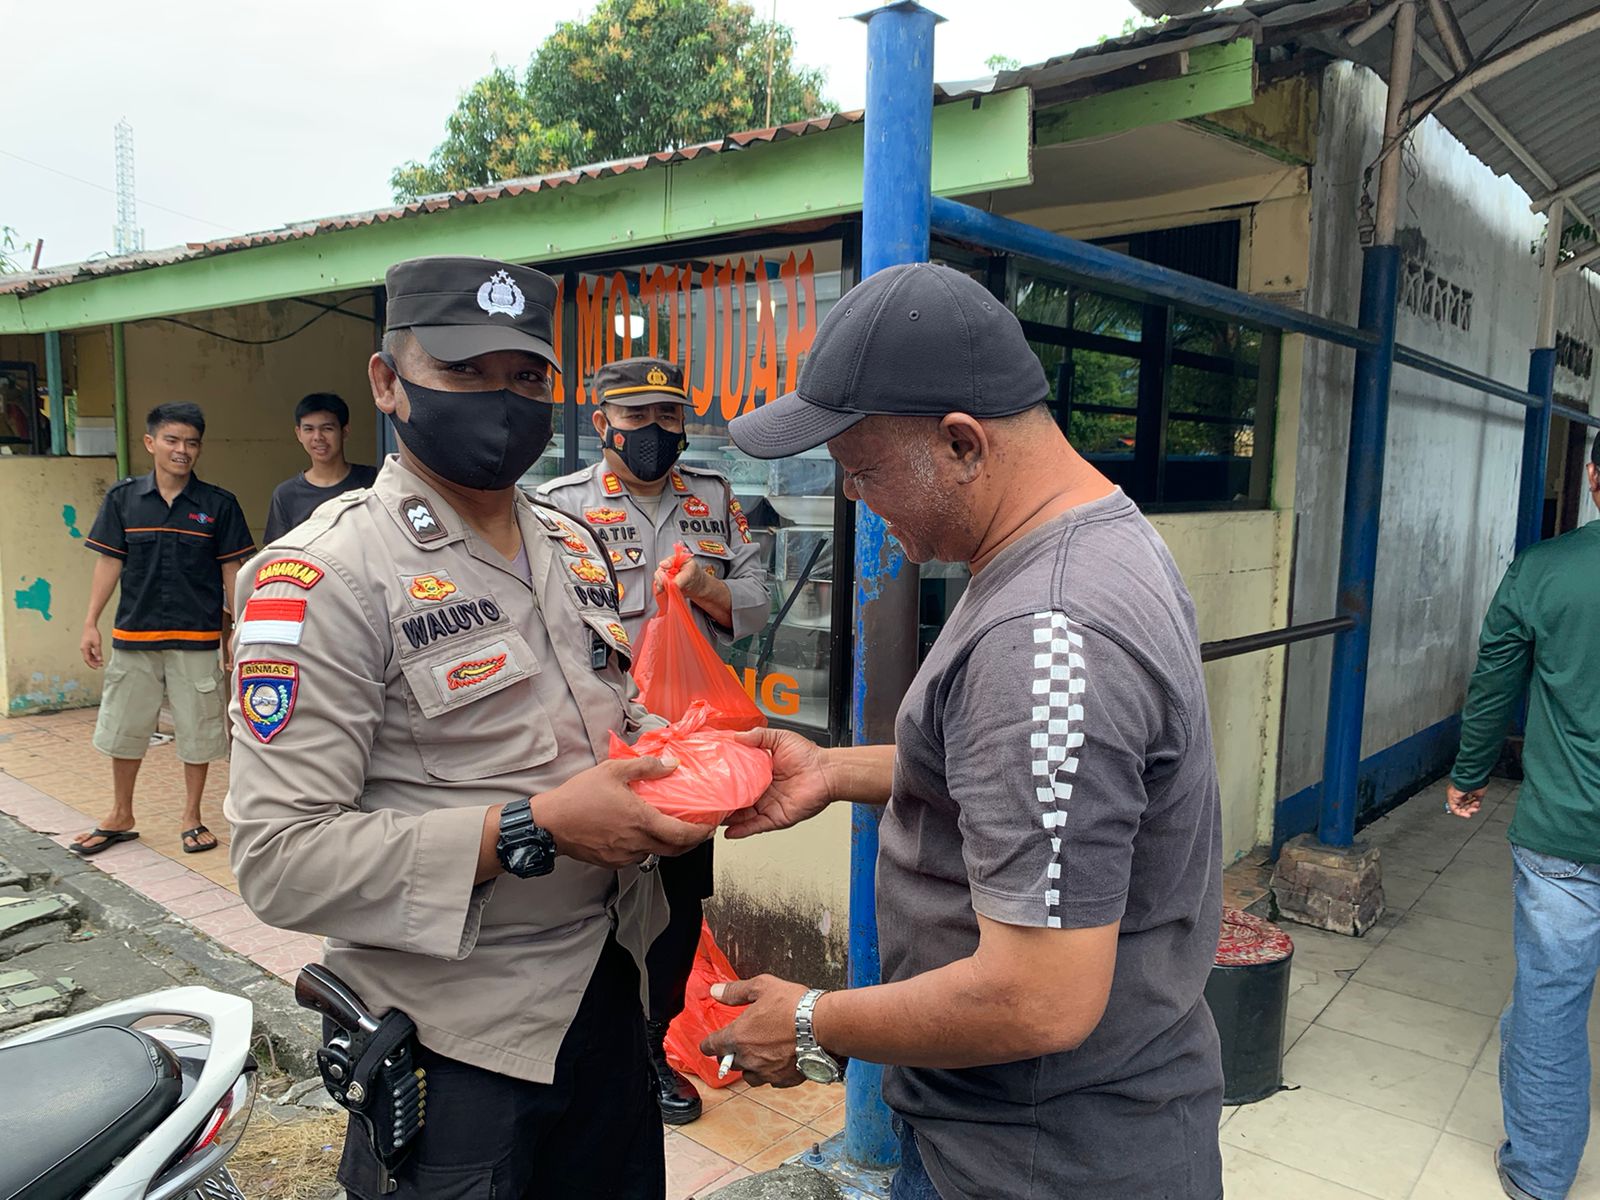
top-left (665, 921), bottom-right (746, 1088)
top-left (608, 701), bottom-right (773, 825)
top-left (631, 544), bottom-right (766, 731)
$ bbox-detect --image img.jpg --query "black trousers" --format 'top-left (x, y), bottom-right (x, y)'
top-left (645, 841), bottom-right (713, 1023)
top-left (338, 938), bottom-right (664, 1200)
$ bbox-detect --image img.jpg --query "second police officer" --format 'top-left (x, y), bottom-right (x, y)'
top-left (539, 357), bottom-right (771, 1123)
top-left (226, 258), bottom-right (710, 1198)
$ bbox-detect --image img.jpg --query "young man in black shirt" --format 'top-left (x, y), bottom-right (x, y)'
top-left (263, 393), bottom-right (378, 542)
top-left (77, 403), bottom-right (255, 856)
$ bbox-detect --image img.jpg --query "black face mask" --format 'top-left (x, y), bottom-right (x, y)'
top-left (381, 353), bottom-right (553, 491)
top-left (603, 418), bottom-right (687, 483)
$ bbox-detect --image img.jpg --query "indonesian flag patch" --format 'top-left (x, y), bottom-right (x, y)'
top-left (238, 596), bottom-right (307, 646)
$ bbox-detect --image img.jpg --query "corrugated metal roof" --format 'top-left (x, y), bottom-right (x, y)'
top-left (0, 111), bottom-right (865, 300)
top-left (937, 0), bottom-right (1364, 99)
top-left (1300, 0), bottom-right (1600, 235)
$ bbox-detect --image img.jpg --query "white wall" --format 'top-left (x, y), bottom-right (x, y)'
top-left (1279, 61), bottom-right (1557, 804)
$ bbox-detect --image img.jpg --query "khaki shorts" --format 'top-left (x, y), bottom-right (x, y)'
top-left (93, 647), bottom-right (228, 763)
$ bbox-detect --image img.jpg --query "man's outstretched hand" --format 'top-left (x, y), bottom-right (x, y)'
top-left (700, 975), bottom-right (810, 1088)
top-left (721, 728), bottom-right (832, 839)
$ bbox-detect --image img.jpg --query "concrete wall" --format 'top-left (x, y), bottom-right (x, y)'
top-left (1279, 61), bottom-right (1555, 814)
top-left (121, 297), bottom-right (381, 541)
top-left (0, 457), bottom-right (121, 714)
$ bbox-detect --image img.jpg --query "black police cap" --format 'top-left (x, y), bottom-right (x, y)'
top-left (385, 256), bottom-right (560, 370)
top-left (591, 357), bottom-right (688, 407)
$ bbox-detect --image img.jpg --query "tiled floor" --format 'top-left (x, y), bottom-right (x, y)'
top-left (1222, 777), bottom-right (1600, 1199)
top-left (4, 707), bottom-right (1599, 1197)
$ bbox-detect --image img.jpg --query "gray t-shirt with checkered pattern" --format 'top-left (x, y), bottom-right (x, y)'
top-left (878, 489), bottom-right (1224, 1200)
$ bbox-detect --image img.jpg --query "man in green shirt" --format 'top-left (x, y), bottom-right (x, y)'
top-left (1447, 434), bottom-right (1600, 1200)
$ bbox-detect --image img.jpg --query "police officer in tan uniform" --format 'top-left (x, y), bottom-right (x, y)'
top-left (539, 357), bottom-right (770, 1124)
top-left (225, 258), bottom-right (708, 1199)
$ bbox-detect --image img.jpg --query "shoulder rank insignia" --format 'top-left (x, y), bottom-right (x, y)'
top-left (697, 539), bottom-right (729, 556)
top-left (239, 661), bottom-right (299, 744)
top-left (681, 495), bottom-right (711, 518)
top-left (400, 495), bottom-right (447, 542)
top-left (584, 506), bottom-right (628, 525)
top-left (255, 558), bottom-right (323, 591)
top-left (534, 509), bottom-right (568, 534)
top-left (602, 472), bottom-right (624, 496)
top-left (569, 559), bottom-right (609, 584)
top-left (670, 471), bottom-right (689, 493)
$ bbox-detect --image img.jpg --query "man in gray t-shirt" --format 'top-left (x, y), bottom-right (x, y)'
top-left (704, 264), bottom-right (1223, 1200)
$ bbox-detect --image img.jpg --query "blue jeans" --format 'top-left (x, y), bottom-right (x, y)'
top-left (890, 1116), bottom-right (942, 1200)
top-left (1499, 843), bottom-right (1600, 1200)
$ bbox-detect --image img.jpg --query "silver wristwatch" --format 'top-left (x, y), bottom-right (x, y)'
top-left (795, 988), bottom-right (844, 1084)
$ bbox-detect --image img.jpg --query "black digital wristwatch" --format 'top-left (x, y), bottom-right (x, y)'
top-left (496, 798), bottom-right (557, 878)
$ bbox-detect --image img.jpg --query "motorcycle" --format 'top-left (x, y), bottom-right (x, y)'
top-left (0, 986), bottom-right (257, 1200)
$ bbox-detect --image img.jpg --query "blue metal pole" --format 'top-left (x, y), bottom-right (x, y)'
top-left (1515, 348), bottom-right (1557, 552)
top-left (845, 0), bottom-right (938, 1172)
top-left (44, 331), bottom-right (66, 456)
top-left (1318, 245), bottom-right (1402, 848)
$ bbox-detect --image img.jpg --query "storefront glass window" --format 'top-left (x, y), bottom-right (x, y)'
top-left (522, 240), bottom-right (848, 735)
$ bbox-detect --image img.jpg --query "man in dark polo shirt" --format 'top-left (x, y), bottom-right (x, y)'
top-left (704, 264), bottom-right (1224, 1200)
top-left (77, 402), bottom-right (255, 856)
top-left (263, 392), bottom-right (379, 543)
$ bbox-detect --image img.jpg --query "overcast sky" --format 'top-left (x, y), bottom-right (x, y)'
top-left (1, 1), bottom-right (1141, 269)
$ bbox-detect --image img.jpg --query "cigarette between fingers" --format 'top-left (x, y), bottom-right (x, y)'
top-left (718, 1054), bottom-right (735, 1079)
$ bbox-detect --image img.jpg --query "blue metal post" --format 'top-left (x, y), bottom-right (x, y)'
top-left (1515, 348), bottom-right (1557, 552)
top-left (44, 331), bottom-right (66, 456)
top-left (846, 0), bottom-right (939, 1172)
top-left (1318, 245), bottom-right (1402, 848)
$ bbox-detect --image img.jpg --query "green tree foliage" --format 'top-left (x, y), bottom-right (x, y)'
top-left (392, 0), bottom-right (831, 202)
top-left (0, 226), bottom-right (32, 274)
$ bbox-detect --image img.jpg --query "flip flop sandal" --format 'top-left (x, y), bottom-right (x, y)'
top-left (181, 825), bottom-right (219, 855)
top-left (69, 829), bottom-right (140, 857)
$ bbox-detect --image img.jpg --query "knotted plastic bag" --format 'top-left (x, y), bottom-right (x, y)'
top-left (631, 544), bottom-right (766, 731)
top-left (665, 921), bottom-right (746, 1088)
top-left (607, 700), bottom-right (773, 825)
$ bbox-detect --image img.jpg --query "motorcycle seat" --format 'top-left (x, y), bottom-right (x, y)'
top-left (0, 1024), bottom-right (184, 1200)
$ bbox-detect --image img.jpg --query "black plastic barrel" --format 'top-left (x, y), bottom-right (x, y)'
top-left (1203, 908), bottom-right (1293, 1105)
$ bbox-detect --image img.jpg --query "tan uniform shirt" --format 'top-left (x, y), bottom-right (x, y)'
top-left (224, 455), bottom-right (664, 1084)
top-left (536, 463), bottom-right (770, 648)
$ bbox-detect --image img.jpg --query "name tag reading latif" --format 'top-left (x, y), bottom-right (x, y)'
top-left (591, 632), bottom-right (609, 671)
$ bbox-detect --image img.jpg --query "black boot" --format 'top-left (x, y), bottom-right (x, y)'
top-left (646, 1020), bottom-right (703, 1125)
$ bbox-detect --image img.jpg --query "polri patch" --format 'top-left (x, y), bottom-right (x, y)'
top-left (560, 535), bottom-right (594, 557)
top-left (255, 558), bottom-right (323, 590)
top-left (239, 660), bottom-right (299, 744)
top-left (407, 573), bottom-right (457, 602)
top-left (400, 496), bottom-right (447, 542)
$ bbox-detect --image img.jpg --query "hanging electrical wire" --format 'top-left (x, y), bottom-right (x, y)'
top-left (154, 295), bottom-right (373, 346)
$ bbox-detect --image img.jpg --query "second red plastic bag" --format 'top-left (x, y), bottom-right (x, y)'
top-left (631, 544), bottom-right (766, 731)
top-left (607, 700), bottom-right (773, 826)
top-left (665, 920), bottom-right (746, 1088)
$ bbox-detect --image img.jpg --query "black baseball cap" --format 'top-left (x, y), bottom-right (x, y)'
top-left (728, 262), bottom-right (1049, 459)
top-left (591, 357), bottom-right (688, 407)
top-left (385, 256), bottom-right (561, 370)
